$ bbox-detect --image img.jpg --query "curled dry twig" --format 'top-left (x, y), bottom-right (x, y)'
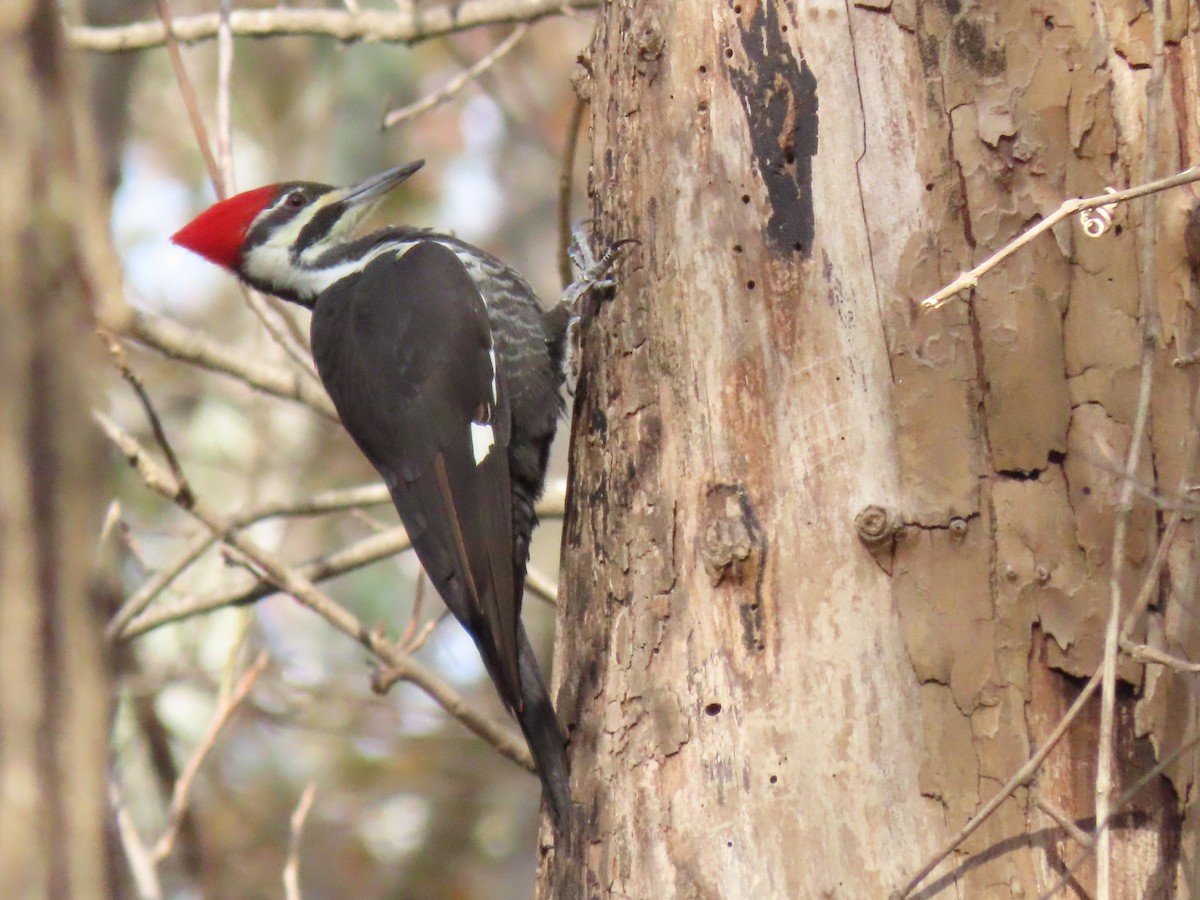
top-left (920, 165), bottom-right (1200, 309)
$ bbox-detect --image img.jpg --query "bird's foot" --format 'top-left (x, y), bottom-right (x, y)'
top-left (560, 227), bottom-right (637, 312)
top-left (560, 228), bottom-right (637, 396)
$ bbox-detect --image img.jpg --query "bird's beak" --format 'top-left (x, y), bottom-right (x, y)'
top-left (337, 159), bottom-right (426, 210)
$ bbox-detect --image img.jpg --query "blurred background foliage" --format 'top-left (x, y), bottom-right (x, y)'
top-left (95, 1), bottom-right (594, 896)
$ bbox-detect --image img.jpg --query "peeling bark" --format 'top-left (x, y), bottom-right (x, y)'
top-left (541, 0), bottom-right (1200, 896)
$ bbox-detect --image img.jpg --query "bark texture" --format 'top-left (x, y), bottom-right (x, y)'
top-left (543, 0), bottom-right (1200, 896)
top-left (0, 2), bottom-right (112, 897)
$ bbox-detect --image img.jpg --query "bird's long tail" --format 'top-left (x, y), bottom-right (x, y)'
top-left (513, 623), bottom-right (571, 829)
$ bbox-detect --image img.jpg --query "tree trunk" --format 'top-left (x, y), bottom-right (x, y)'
top-left (543, 0), bottom-right (1199, 896)
top-left (0, 2), bottom-right (113, 897)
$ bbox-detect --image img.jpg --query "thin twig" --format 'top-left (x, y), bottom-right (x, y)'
top-left (108, 530), bottom-right (213, 639)
top-left (116, 520), bottom-right (156, 575)
top-left (68, 0), bottom-right (600, 52)
top-left (397, 569), bottom-right (428, 647)
top-left (1094, 354), bottom-right (1154, 895)
top-left (1121, 506), bottom-right (1184, 639)
top-left (216, 0), bottom-right (234, 197)
top-left (164, 0), bottom-right (320, 377)
top-left (1120, 640), bottom-right (1200, 673)
top-left (283, 783), bottom-right (316, 900)
top-left (401, 611), bottom-right (448, 656)
top-left (100, 329), bottom-right (192, 505)
top-left (920, 165), bottom-right (1200, 309)
top-left (153, 0), bottom-right (220, 193)
top-left (1095, 3), bottom-right (1165, 890)
top-left (558, 94), bottom-right (587, 289)
top-left (1033, 792), bottom-right (1094, 849)
top-left (98, 414), bottom-right (535, 771)
top-left (382, 25), bottom-right (530, 129)
top-left (890, 671), bottom-right (1102, 899)
top-left (525, 564), bottom-right (558, 605)
top-left (110, 780), bottom-right (164, 900)
top-left (153, 651), bottom-right (270, 861)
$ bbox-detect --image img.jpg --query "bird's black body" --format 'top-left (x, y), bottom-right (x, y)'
top-left (311, 240), bottom-right (569, 823)
top-left (172, 163), bottom-right (572, 826)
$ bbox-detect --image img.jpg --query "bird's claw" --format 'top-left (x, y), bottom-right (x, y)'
top-left (560, 228), bottom-right (637, 396)
top-left (561, 228), bottom-right (638, 313)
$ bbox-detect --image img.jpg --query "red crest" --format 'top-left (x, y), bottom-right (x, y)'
top-left (171, 184), bottom-right (281, 269)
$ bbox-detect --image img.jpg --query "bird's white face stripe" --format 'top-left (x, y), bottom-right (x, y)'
top-left (470, 422), bottom-right (495, 465)
top-left (244, 240), bottom-right (416, 301)
top-left (488, 348), bottom-right (498, 405)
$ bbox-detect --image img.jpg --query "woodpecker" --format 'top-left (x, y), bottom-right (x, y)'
top-left (171, 160), bottom-right (577, 827)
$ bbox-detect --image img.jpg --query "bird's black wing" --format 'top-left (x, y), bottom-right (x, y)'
top-left (310, 241), bottom-right (521, 709)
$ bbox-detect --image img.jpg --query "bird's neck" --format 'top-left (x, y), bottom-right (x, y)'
top-left (240, 227), bottom-right (425, 308)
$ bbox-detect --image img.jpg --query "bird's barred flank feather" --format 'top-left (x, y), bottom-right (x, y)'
top-left (171, 162), bottom-right (573, 829)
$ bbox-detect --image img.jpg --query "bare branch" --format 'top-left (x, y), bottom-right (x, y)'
top-left (401, 611), bottom-right (449, 656)
top-left (119, 525), bottom-right (414, 639)
top-left (68, 0), bottom-right (599, 53)
top-left (108, 530), bottom-right (213, 640)
top-left (240, 482), bottom-right (392, 517)
top-left (283, 784), bottom-right (316, 900)
top-left (153, 651), bottom-right (270, 862)
top-left (1121, 640), bottom-right (1200, 673)
top-left (382, 24), bottom-right (530, 129)
top-left (216, 0), bottom-right (234, 197)
top-left (110, 781), bottom-right (164, 900)
top-left (112, 479), bottom-right (565, 638)
top-left (122, 307), bottom-right (338, 420)
top-left (108, 483), bottom-right (397, 638)
top-left (98, 414), bottom-right (535, 771)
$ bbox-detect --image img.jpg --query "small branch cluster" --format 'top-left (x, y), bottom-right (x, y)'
top-left (68, 0), bottom-right (599, 53)
top-left (99, 412), bottom-right (538, 772)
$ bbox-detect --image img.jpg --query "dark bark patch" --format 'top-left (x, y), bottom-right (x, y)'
top-left (950, 18), bottom-right (1006, 77)
top-left (701, 483), bottom-right (768, 653)
top-left (726, 1), bottom-right (818, 257)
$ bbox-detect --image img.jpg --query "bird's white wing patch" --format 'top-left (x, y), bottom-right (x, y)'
top-left (470, 421), bottom-right (495, 465)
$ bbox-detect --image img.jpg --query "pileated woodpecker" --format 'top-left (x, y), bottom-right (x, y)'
top-left (172, 160), bottom-right (577, 827)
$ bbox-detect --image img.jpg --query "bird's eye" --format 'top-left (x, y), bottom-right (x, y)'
top-left (285, 191), bottom-right (305, 209)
